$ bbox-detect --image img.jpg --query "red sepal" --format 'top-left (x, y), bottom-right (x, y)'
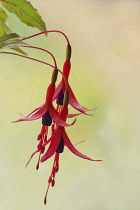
top-left (49, 105), bottom-right (75, 127)
top-left (68, 84), bottom-right (94, 115)
top-left (62, 129), bottom-right (102, 162)
top-left (41, 129), bottom-right (61, 162)
top-left (12, 104), bottom-right (47, 123)
top-left (53, 81), bottom-right (63, 101)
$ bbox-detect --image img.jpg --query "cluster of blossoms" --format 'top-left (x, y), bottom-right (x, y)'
top-left (11, 30), bottom-right (102, 204)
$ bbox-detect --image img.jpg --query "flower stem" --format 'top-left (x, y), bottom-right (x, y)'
top-left (0, 51), bottom-right (68, 89)
top-left (0, 51), bottom-right (62, 75)
top-left (22, 45), bottom-right (57, 68)
top-left (21, 30), bottom-right (70, 45)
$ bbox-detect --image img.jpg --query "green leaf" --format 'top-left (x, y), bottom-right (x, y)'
top-left (0, 33), bottom-right (28, 50)
top-left (0, 33), bottom-right (28, 55)
top-left (0, 7), bottom-right (7, 22)
top-left (0, 23), bottom-right (5, 36)
top-left (0, 7), bottom-right (12, 36)
top-left (1, 0), bottom-right (47, 32)
top-left (0, 32), bottom-right (19, 42)
top-left (1, 21), bottom-right (12, 33)
top-left (0, 38), bottom-right (27, 49)
top-left (11, 47), bottom-right (27, 55)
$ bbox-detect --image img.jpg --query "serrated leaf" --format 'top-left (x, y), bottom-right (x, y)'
top-left (0, 7), bottom-right (7, 22)
top-left (1, 0), bottom-right (47, 32)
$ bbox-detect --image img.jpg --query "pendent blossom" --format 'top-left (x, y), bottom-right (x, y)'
top-left (3, 30), bottom-right (102, 204)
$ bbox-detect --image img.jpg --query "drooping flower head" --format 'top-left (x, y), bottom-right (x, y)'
top-left (5, 30), bottom-right (102, 205)
top-left (40, 90), bottom-right (102, 204)
top-left (12, 70), bottom-right (74, 127)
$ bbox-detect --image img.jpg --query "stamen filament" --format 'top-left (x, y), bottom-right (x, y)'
top-left (36, 152), bottom-right (41, 170)
top-left (44, 153), bottom-right (60, 204)
top-left (44, 183), bottom-right (50, 205)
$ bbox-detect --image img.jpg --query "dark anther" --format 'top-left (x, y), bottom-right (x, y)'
top-left (56, 137), bottom-right (64, 153)
top-left (42, 111), bottom-right (52, 126)
top-left (56, 90), bottom-right (64, 105)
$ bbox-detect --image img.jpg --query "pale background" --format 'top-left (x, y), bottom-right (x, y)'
top-left (0, 0), bottom-right (140, 209)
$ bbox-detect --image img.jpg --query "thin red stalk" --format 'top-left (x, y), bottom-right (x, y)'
top-left (0, 51), bottom-right (62, 75)
top-left (22, 45), bottom-right (57, 68)
top-left (0, 51), bottom-right (68, 89)
top-left (21, 30), bottom-right (70, 45)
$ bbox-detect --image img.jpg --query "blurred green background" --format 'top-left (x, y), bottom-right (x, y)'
top-left (0, 0), bottom-right (140, 209)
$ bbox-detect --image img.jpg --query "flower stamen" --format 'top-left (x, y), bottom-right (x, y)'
top-left (44, 152), bottom-right (60, 204)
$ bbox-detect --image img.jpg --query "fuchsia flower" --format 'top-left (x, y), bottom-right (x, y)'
top-left (6, 30), bottom-right (102, 205)
top-left (25, 90), bottom-right (101, 204)
top-left (53, 45), bottom-right (95, 116)
top-left (12, 82), bottom-right (74, 127)
top-left (41, 106), bottom-right (100, 163)
top-left (40, 99), bottom-right (101, 204)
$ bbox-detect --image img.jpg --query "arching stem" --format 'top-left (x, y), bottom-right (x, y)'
top-left (21, 30), bottom-right (70, 45)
